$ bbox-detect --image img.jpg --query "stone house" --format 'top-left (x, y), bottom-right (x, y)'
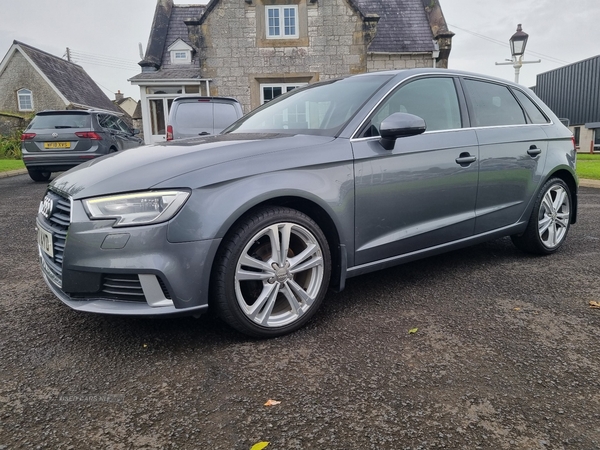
top-left (130, 0), bottom-right (453, 144)
top-left (0, 40), bottom-right (121, 135)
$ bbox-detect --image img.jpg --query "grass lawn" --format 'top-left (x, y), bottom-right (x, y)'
top-left (576, 153), bottom-right (600, 180)
top-left (0, 159), bottom-right (25, 172)
top-left (0, 153), bottom-right (599, 180)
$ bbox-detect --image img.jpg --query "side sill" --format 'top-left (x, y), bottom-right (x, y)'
top-left (346, 222), bottom-right (526, 279)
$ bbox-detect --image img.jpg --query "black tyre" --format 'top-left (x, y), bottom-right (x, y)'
top-left (511, 177), bottom-right (572, 255)
top-left (27, 169), bottom-right (51, 182)
top-left (212, 206), bottom-right (331, 338)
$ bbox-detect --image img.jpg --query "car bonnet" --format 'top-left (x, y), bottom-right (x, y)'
top-left (49, 133), bottom-right (336, 199)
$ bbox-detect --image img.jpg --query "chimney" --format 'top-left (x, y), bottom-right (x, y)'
top-left (115, 90), bottom-right (124, 102)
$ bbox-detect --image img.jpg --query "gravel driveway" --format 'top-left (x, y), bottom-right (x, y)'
top-left (1, 174), bottom-right (599, 449)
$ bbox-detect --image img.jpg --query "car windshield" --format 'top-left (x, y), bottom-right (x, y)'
top-left (225, 74), bottom-right (394, 137)
top-left (29, 114), bottom-right (91, 130)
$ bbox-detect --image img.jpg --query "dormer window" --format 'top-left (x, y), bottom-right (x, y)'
top-left (266, 6), bottom-right (299, 39)
top-left (17, 88), bottom-right (33, 111)
top-left (168, 39), bottom-right (193, 65)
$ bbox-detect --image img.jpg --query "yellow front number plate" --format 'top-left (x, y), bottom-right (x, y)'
top-left (44, 142), bottom-right (71, 149)
top-left (38, 227), bottom-right (54, 258)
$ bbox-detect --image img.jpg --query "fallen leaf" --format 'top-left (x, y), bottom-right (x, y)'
top-left (264, 399), bottom-right (281, 406)
top-left (514, 307), bottom-right (521, 311)
top-left (590, 301), bottom-right (600, 309)
top-left (250, 442), bottom-right (269, 450)
top-left (408, 328), bottom-right (418, 334)
top-left (143, 344), bottom-right (148, 348)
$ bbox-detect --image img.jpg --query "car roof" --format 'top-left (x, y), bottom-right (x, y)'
top-left (373, 68), bottom-right (530, 89)
top-left (171, 96), bottom-right (240, 103)
top-left (35, 109), bottom-right (123, 116)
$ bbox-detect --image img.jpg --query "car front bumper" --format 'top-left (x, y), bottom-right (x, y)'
top-left (36, 204), bottom-right (221, 316)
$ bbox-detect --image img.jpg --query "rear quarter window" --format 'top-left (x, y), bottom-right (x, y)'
top-left (511, 89), bottom-right (549, 124)
top-left (463, 79), bottom-right (526, 127)
top-left (29, 114), bottom-right (91, 129)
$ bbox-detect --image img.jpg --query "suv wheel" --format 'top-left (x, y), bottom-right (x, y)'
top-left (27, 169), bottom-right (51, 182)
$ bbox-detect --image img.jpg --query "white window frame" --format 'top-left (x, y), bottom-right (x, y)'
top-left (167, 39), bottom-right (193, 65)
top-left (265, 5), bottom-right (299, 39)
top-left (260, 83), bottom-right (306, 104)
top-left (170, 50), bottom-right (191, 64)
top-left (17, 88), bottom-right (33, 111)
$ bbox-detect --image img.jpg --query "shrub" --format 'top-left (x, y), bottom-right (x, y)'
top-left (0, 130), bottom-right (22, 159)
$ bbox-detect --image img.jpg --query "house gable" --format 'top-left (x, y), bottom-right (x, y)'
top-left (0, 49), bottom-right (66, 113)
top-left (0, 41), bottom-right (120, 113)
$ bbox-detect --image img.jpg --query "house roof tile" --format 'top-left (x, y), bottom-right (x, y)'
top-left (139, 1), bottom-right (205, 71)
top-left (355, 0), bottom-right (435, 53)
top-left (129, 68), bottom-right (204, 82)
top-left (15, 40), bottom-right (120, 112)
top-left (161, 6), bottom-right (204, 69)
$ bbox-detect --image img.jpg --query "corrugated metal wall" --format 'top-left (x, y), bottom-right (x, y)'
top-left (534, 55), bottom-right (600, 126)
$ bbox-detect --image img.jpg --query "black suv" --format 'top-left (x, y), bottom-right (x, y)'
top-left (22, 110), bottom-right (143, 182)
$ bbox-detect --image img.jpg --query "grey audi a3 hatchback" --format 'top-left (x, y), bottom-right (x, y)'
top-left (36, 69), bottom-right (578, 338)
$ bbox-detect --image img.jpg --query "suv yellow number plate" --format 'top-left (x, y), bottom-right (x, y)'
top-left (44, 142), bottom-right (71, 149)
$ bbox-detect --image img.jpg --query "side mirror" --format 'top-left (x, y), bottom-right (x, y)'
top-left (132, 128), bottom-right (140, 135)
top-left (379, 112), bottom-right (426, 150)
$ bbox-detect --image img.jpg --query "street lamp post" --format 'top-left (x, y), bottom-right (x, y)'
top-left (495, 24), bottom-right (541, 84)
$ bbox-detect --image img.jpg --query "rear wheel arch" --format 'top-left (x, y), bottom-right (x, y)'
top-left (545, 168), bottom-right (578, 224)
top-left (511, 176), bottom-right (573, 254)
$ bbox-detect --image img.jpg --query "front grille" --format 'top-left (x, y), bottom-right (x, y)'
top-left (101, 274), bottom-right (147, 302)
top-left (39, 189), bottom-right (71, 280)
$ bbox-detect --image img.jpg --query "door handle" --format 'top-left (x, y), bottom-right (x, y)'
top-left (455, 152), bottom-right (477, 167)
top-left (527, 145), bottom-right (542, 157)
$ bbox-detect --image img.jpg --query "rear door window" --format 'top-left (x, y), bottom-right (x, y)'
top-left (463, 79), bottom-right (526, 127)
top-left (98, 114), bottom-right (122, 131)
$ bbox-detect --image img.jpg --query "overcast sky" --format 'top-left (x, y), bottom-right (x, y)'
top-left (1, 0), bottom-right (599, 101)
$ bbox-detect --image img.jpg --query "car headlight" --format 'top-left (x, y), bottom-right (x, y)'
top-left (83, 190), bottom-right (190, 227)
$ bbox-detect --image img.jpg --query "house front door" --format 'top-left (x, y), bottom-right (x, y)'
top-left (148, 98), bottom-right (173, 143)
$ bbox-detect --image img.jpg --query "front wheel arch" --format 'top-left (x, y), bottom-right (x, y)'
top-left (214, 196), bottom-right (345, 291)
top-left (210, 205), bottom-right (332, 337)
